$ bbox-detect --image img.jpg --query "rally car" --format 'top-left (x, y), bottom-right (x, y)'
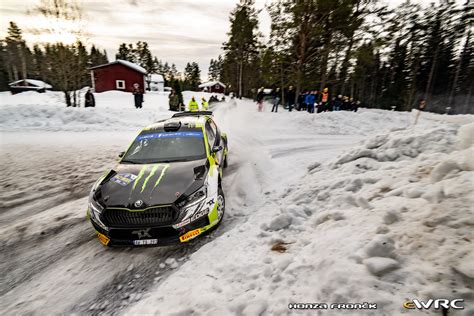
top-left (87, 111), bottom-right (228, 247)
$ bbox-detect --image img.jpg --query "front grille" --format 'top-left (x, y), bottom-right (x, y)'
top-left (102, 206), bottom-right (178, 227)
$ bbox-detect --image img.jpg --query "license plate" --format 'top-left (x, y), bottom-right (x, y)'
top-left (133, 239), bottom-right (158, 246)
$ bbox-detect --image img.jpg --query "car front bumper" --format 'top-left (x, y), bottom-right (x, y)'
top-left (88, 202), bottom-right (219, 247)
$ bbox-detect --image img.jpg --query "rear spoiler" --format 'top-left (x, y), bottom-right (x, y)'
top-left (172, 111), bottom-right (213, 118)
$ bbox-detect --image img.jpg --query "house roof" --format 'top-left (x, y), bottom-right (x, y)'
top-left (149, 74), bottom-right (164, 82)
top-left (90, 59), bottom-right (147, 74)
top-left (9, 79), bottom-right (52, 89)
top-left (198, 81), bottom-right (226, 88)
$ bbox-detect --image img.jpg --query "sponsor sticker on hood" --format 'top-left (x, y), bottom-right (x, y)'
top-left (110, 173), bottom-right (138, 186)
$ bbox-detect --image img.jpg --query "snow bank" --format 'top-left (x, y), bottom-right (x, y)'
top-left (126, 120), bottom-right (474, 315)
top-left (0, 90), bottom-right (227, 132)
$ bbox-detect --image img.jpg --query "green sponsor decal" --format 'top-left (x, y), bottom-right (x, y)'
top-left (154, 164), bottom-right (170, 189)
top-left (132, 165), bottom-right (149, 191)
top-left (131, 164), bottom-right (170, 193)
top-left (141, 165), bottom-right (159, 192)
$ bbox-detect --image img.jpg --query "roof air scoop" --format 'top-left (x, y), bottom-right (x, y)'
top-left (164, 121), bottom-right (181, 132)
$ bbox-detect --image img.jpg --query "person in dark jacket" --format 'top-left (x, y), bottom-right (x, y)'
top-left (342, 96), bottom-right (350, 111)
top-left (132, 83), bottom-right (144, 109)
top-left (353, 100), bottom-right (360, 112)
top-left (168, 89), bottom-right (179, 111)
top-left (286, 86), bottom-right (296, 112)
top-left (84, 89), bottom-right (95, 107)
top-left (349, 97), bottom-right (356, 111)
top-left (297, 91), bottom-right (305, 111)
top-left (333, 95), bottom-right (342, 111)
top-left (271, 88), bottom-right (282, 112)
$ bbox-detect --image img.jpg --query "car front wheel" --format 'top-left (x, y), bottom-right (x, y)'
top-left (217, 186), bottom-right (225, 222)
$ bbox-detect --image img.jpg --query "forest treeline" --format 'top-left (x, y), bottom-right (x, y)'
top-left (1, 0), bottom-right (472, 113)
top-left (216, 0), bottom-right (473, 113)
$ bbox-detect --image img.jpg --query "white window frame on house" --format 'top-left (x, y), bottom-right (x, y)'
top-left (116, 80), bottom-right (125, 89)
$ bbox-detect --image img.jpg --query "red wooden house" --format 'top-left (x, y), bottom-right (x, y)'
top-left (198, 81), bottom-right (226, 94)
top-left (90, 60), bottom-right (146, 93)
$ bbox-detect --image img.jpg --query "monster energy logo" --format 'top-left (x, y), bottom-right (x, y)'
top-left (132, 164), bottom-right (170, 192)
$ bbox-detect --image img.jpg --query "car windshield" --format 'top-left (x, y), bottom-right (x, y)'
top-left (121, 131), bottom-right (206, 164)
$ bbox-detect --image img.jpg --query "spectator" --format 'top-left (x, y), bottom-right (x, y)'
top-left (132, 83), bottom-right (144, 109)
top-left (168, 89), bottom-right (179, 111)
top-left (297, 91), bottom-right (305, 111)
top-left (342, 96), bottom-right (350, 111)
top-left (84, 89), bottom-right (95, 107)
top-left (286, 86), bottom-right (296, 112)
top-left (354, 100), bottom-right (360, 112)
top-left (305, 91), bottom-right (316, 113)
top-left (188, 96), bottom-right (199, 112)
top-left (271, 88), bottom-right (282, 112)
top-left (333, 95), bottom-right (342, 111)
top-left (201, 97), bottom-right (209, 110)
top-left (349, 97), bottom-right (355, 111)
top-left (414, 99), bottom-right (426, 125)
top-left (320, 87), bottom-right (329, 112)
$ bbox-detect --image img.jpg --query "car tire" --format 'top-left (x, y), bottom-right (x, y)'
top-left (216, 185), bottom-right (225, 223)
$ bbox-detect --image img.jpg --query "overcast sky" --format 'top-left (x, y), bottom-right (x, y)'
top-left (1, 0), bottom-right (442, 79)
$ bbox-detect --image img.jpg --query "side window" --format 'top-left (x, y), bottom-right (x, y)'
top-left (208, 119), bottom-right (220, 144)
top-left (205, 122), bottom-right (216, 149)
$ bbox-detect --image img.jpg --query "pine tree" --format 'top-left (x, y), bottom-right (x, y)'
top-left (4, 22), bottom-right (30, 82)
top-left (90, 45), bottom-right (108, 66)
top-left (208, 57), bottom-right (223, 81)
top-left (116, 43), bottom-right (135, 62)
top-left (0, 41), bottom-right (8, 90)
top-left (184, 62), bottom-right (201, 90)
top-left (222, 0), bottom-right (260, 98)
top-left (135, 41), bottom-right (154, 73)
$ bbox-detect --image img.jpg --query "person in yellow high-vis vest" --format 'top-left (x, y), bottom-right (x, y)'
top-left (188, 96), bottom-right (199, 112)
top-left (201, 97), bottom-right (209, 110)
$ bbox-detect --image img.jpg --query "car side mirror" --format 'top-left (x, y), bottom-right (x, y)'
top-left (118, 151), bottom-right (125, 158)
top-left (211, 145), bottom-right (223, 153)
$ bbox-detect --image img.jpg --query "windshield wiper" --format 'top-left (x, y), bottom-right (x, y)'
top-left (120, 160), bottom-right (141, 164)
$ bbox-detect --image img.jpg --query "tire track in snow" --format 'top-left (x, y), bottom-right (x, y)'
top-left (74, 101), bottom-right (270, 314)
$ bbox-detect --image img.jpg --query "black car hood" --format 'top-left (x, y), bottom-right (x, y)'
top-left (96, 159), bottom-right (208, 208)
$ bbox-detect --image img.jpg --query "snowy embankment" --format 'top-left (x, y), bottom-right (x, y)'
top-left (127, 117), bottom-right (474, 315)
top-left (0, 90), bottom-right (473, 315)
top-left (0, 90), bottom-right (222, 132)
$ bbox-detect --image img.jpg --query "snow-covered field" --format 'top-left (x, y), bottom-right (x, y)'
top-left (0, 90), bottom-right (473, 315)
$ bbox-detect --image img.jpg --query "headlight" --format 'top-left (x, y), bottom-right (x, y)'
top-left (88, 182), bottom-right (108, 231)
top-left (174, 185), bottom-right (208, 228)
top-left (185, 185), bottom-right (207, 207)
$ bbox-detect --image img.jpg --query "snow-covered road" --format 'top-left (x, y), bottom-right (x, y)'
top-left (1, 92), bottom-right (472, 315)
top-left (0, 98), bottom-right (363, 314)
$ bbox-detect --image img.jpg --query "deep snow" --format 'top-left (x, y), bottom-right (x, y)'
top-left (0, 90), bottom-right (473, 315)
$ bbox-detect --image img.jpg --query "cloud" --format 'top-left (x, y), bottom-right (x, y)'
top-left (0, 0), bottom-right (271, 78)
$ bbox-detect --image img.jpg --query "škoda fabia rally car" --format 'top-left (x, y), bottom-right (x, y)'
top-left (87, 111), bottom-right (228, 246)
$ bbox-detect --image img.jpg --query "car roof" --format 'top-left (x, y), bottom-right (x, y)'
top-left (141, 115), bottom-right (210, 132)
